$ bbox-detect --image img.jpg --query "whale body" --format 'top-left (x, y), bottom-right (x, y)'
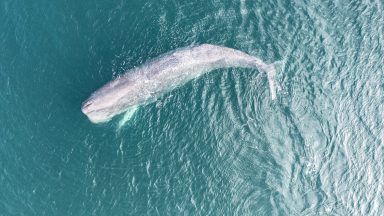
top-left (82, 44), bottom-right (276, 123)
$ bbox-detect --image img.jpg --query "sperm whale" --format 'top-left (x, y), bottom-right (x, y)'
top-left (81, 44), bottom-right (277, 123)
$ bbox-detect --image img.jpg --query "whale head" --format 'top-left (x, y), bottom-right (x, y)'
top-left (81, 86), bottom-right (126, 124)
top-left (81, 73), bottom-right (144, 124)
top-left (81, 95), bottom-right (114, 123)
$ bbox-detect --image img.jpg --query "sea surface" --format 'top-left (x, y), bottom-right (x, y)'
top-left (1, 0), bottom-right (383, 215)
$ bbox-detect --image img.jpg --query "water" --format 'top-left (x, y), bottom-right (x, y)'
top-left (0, 0), bottom-right (383, 215)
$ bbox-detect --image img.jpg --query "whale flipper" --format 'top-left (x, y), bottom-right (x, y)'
top-left (117, 106), bottom-right (139, 129)
top-left (265, 63), bottom-right (277, 100)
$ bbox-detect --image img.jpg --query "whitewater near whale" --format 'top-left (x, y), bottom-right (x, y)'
top-left (81, 44), bottom-right (277, 124)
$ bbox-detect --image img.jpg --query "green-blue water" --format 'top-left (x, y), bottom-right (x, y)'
top-left (1, 0), bottom-right (383, 215)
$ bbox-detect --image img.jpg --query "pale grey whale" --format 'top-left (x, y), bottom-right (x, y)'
top-left (82, 44), bottom-right (277, 123)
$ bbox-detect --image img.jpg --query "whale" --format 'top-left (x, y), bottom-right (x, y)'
top-left (81, 44), bottom-right (277, 124)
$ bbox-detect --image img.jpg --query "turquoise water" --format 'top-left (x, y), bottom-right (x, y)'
top-left (1, 0), bottom-right (383, 215)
